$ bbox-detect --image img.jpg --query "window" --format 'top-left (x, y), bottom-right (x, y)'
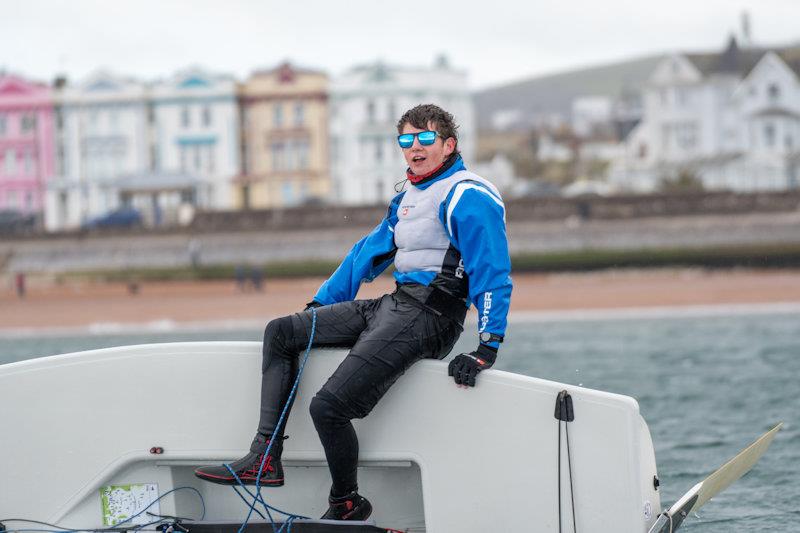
top-left (271, 142), bottom-right (286, 171)
top-left (57, 145), bottom-right (66, 175)
top-left (202, 106), bottom-right (212, 127)
top-left (58, 192), bottom-right (68, 225)
top-left (330, 137), bottom-right (339, 165)
top-left (660, 125), bottom-right (670, 150)
top-left (21, 113), bottom-right (36, 133)
top-left (193, 145), bottom-right (201, 171)
top-left (273, 103), bottom-right (284, 128)
top-left (387, 100), bottom-right (396, 122)
top-left (0, 114), bottom-right (6, 135)
top-left (295, 140), bottom-right (309, 170)
top-left (181, 106), bottom-right (191, 128)
top-left (675, 87), bottom-right (690, 107)
top-left (150, 145), bottom-right (159, 172)
top-left (662, 123), bottom-right (698, 152)
top-left (23, 150), bottom-right (33, 174)
top-left (282, 182), bottom-right (294, 204)
top-left (366, 100), bottom-right (375, 123)
top-left (375, 139), bottom-right (383, 162)
top-left (764, 123), bottom-right (776, 148)
top-left (294, 103), bottom-right (304, 127)
top-left (676, 123), bottom-right (698, 150)
top-left (7, 191), bottom-right (18, 209)
top-left (4, 149), bottom-right (15, 175)
top-left (207, 145), bottom-right (215, 173)
top-left (180, 147), bottom-right (187, 172)
top-left (768, 83), bottom-right (781, 102)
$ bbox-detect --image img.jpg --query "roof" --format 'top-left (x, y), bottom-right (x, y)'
top-left (251, 61), bottom-right (326, 79)
top-left (474, 55), bottom-right (663, 130)
top-left (685, 36), bottom-right (800, 78)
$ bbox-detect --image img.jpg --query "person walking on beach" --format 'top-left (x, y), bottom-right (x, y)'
top-left (194, 104), bottom-right (513, 521)
top-left (15, 272), bottom-right (26, 299)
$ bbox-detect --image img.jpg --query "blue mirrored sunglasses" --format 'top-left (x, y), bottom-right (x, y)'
top-left (397, 130), bottom-right (439, 148)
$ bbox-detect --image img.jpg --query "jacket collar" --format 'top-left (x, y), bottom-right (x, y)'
top-left (406, 154), bottom-right (464, 189)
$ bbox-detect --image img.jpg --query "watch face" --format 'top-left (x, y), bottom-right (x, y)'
top-left (480, 332), bottom-right (490, 342)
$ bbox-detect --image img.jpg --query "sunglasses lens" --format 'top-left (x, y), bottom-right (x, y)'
top-left (398, 134), bottom-right (414, 148)
top-left (418, 131), bottom-right (437, 145)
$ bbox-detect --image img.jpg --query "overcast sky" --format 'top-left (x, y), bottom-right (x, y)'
top-left (2, 0), bottom-right (798, 90)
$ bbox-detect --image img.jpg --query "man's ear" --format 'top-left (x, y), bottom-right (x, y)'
top-left (444, 137), bottom-right (456, 157)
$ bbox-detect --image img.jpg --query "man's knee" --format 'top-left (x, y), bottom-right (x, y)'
top-left (262, 315), bottom-right (297, 370)
top-left (263, 315), bottom-right (294, 344)
top-left (310, 394), bottom-right (349, 428)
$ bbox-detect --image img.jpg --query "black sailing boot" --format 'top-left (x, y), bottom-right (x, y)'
top-left (320, 490), bottom-right (373, 521)
top-left (194, 434), bottom-right (285, 486)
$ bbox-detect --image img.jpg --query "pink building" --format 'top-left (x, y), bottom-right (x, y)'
top-left (0, 75), bottom-right (55, 215)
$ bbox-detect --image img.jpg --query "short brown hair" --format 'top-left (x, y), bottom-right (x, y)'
top-left (396, 104), bottom-right (459, 154)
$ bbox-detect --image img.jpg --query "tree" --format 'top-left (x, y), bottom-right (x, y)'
top-left (658, 168), bottom-right (705, 193)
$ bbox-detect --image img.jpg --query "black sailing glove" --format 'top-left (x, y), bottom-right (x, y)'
top-left (448, 344), bottom-right (498, 387)
top-left (304, 300), bottom-right (322, 312)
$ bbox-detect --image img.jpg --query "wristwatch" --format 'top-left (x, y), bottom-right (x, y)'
top-left (479, 332), bottom-right (504, 344)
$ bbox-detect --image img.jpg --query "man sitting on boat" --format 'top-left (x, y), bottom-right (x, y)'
top-left (194, 104), bottom-right (513, 521)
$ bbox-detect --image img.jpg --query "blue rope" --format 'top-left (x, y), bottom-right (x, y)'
top-left (229, 308), bottom-right (317, 533)
top-left (231, 486), bottom-right (266, 520)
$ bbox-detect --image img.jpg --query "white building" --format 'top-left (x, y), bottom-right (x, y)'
top-left (471, 153), bottom-right (517, 194)
top-left (536, 132), bottom-right (573, 162)
top-left (571, 96), bottom-right (614, 137)
top-left (46, 71), bottom-right (151, 231)
top-left (150, 67), bottom-right (241, 210)
top-left (730, 51), bottom-right (800, 189)
top-left (45, 67), bottom-right (244, 231)
top-left (329, 57), bottom-right (475, 205)
top-left (610, 37), bottom-right (800, 192)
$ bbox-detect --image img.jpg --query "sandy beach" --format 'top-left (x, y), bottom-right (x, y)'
top-left (2, 268), bottom-right (800, 333)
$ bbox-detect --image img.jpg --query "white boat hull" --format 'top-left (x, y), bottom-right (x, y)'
top-left (1, 342), bottom-right (661, 532)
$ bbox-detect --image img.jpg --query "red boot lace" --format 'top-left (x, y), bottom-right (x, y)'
top-left (241, 454), bottom-right (274, 479)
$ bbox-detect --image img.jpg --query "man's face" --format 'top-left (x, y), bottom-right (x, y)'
top-left (400, 121), bottom-right (456, 176)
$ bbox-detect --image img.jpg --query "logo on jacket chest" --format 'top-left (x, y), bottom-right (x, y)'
top-left (401, 205), bottom-right (416, 217)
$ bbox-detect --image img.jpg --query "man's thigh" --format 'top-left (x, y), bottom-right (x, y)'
top-left (288, 299), bottom-right (377, 351)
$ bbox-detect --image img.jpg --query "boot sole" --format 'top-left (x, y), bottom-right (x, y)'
top-left (321, 500), bottom-right (373, 521)
top-left (194, 470), bottom-right (285, 486)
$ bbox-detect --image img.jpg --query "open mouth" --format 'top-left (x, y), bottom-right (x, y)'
top-left (412, 156), bottom-right (426, 163)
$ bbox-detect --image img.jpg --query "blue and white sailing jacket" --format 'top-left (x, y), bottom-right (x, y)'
top-left (313, 155), bottom-right (513, 345)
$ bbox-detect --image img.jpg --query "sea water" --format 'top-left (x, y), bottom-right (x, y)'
top-left (1, 310), bottom-right (798, 531)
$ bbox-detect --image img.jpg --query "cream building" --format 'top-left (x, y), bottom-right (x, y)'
top-left (237, 63), bottom-right (329, 208)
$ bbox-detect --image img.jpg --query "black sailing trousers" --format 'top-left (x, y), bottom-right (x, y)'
top-left (253, 285), bottom-right (464, 496)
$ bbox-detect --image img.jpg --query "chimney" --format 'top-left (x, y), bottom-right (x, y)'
top-left (740, 11), bottom-right (752, 47)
